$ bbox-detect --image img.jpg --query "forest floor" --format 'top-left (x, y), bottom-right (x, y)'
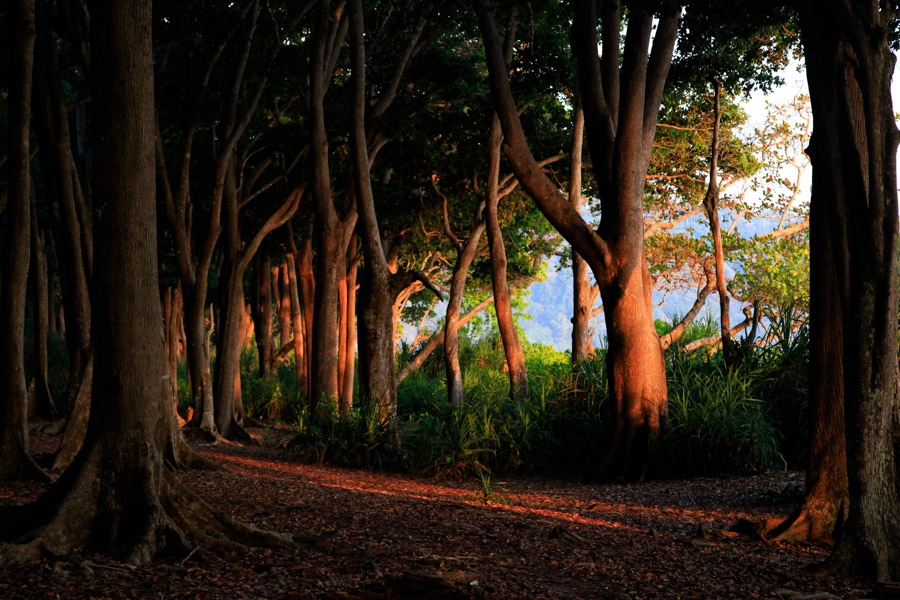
top-left (0, 425), bottom-right (886, 599)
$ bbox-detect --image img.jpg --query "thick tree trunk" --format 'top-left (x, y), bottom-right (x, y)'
top-left (0, 0), bottom-right (47, 482)
top-left (0, 3), bottom-right (285, 561)
top-left (184, 297), bottom-right (217, 437)
top-left (770, 191), bottom-right (848, 542)
top-left (800, 0), bottom-right (900, 580)
top-left (308, 0), bottom-right (349, 420)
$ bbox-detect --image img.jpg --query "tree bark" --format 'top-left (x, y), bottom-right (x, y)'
top-left (475, 0), bottom-right (675, 479)
top-left (770, 175), bottom-right (848, 542)
top-left (800, 0), bottom-right (900, 580)
top-left (340, 236), bottom-right (359, 417)
top-left (0, 0), bottom-right (47, 482)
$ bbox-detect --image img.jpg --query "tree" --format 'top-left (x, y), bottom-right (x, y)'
top-left (799, 0), bottom-right (900, 579)
top-left (476, 0), bottom-right (676, 479)
top-left (0, 0), bottom-right (288, 562)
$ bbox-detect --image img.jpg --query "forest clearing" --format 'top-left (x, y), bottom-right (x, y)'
top-left (0, 426), bottom-right (876, 600)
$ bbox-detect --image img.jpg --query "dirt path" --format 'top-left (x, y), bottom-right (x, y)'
top-left (0, 429), bottom-right (873, 599)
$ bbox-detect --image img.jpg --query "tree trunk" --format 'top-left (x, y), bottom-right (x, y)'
top-left (295, 236), bottom-right (316, 398)
top-left (800, 0), bottom-right (900, 580)
top-left (484, 11), bottom-right (528, 403)
top-left (443, 215), bottom-right (487, 408)
top-left (30, 200), bottom-right (56, 420)
top-left (702, 81), bottom-right (734, 367)
top-left (770, 178), bottom-right (847, 542)
top-left (276, 261), bottom-right (293, 352)
top-left (569, 100), bottom-right (594, 365)
top-left (340, 236), bottom-right (358, 417)
top-left (0, 0), bottom-right (47, 482)
top-left (251, 252), bottom-right (274, 378)
top-left (0, 3), bottom-right (286, 561)
top-left (32, 14), bottom-right (92, 411)
top-left (398, 295), bottom-right (495, 385)
top-left (287, 253), bottom-right (307, 394)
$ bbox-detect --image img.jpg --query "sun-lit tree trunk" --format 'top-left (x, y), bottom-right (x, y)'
top-left (799, 0), bottom-right (900, 579)
top-left (702, 81), bottom-right (734, 367)
top-left (0, 0), bottom-right (47, 482)
top-left (476, 0), bottom-right (676, 479)
top-left (484, 10), bottom-right (528, 403)
top-left (339, 235), bottom-right (359, 417)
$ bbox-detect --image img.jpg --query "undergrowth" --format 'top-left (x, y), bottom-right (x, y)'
top-left (234, 318), bottom-right (808, 481)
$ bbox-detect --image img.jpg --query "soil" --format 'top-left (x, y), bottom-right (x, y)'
top-left (0, 426), bottom-right (882, 599)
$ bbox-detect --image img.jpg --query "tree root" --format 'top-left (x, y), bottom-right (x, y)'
top-left (0, 444), bottom-right (293, 566)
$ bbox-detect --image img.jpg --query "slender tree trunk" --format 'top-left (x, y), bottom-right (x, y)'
top-left (30, 199), bottom-right (56, 420)
top-left (340, 239), bottom-right (358, 417)
top-left (0, 0), bottom-right (47, 482)
top-left (276, 261), bottom-right (292, 351)
top-left (443, 215), bottom-right (487, 408)
top-left (398, 295), bottom-right (495, 385)
top-left (702, 81), bottom-right (733, 367)
top-left (251, 252), bottom-right (274, 378)
top-left (295, 237), bottom-right (316, 397)
top-left (483, 12), bottom-right (528, 403)
top-left (287, 253), bottom-right (306, 394)
top-left (569, 100), bottom-right (594, 365)
top-left (32, 15), bottom-right (92, 410)
top-left (800, 0), bottom-right (900, 580)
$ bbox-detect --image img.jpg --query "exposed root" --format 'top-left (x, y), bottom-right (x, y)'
top-left (768, 494), bottom-right (847, 543)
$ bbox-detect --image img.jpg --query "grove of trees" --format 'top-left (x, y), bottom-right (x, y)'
top-left (0, 0), bottom-right (897, 582)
